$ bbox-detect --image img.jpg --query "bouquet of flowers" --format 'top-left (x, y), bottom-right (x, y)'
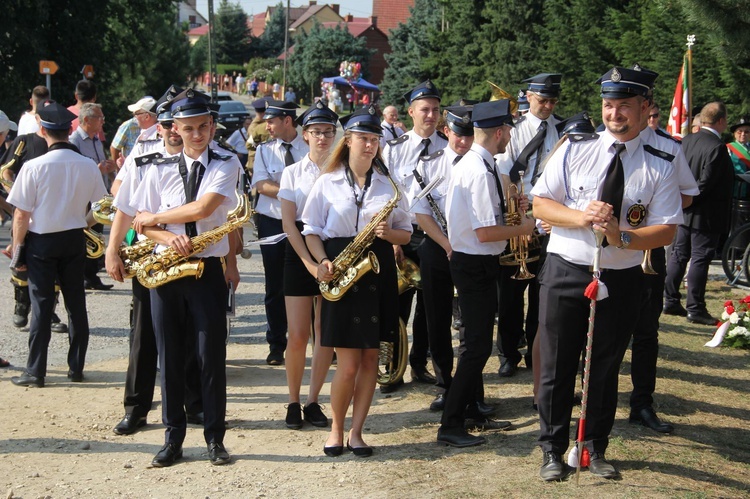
top-left (705, 296), bottom-right (750, 349)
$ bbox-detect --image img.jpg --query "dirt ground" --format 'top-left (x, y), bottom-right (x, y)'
top-left (1, 223), bottom-right (749, 498)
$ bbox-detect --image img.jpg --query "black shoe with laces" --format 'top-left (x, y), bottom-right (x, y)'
top-left (540, 451), bottom-right (573, 481)
top-left (588, 452), bottom-right (621, 479)
top-left (303, 402), bottom-right (328, 427)
top-left (285, 402), bottom-right (303, 429)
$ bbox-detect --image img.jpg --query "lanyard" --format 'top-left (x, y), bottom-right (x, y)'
top-left (345, 164), bottom-right (373, 232)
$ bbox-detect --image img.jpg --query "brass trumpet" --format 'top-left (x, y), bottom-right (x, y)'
top-left (503, 171), bottom-right (535, 280)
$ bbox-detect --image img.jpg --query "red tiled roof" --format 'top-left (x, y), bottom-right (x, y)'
top-left (188, 24), bottom-right (209, 36)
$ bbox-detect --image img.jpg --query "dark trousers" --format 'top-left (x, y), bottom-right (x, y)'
top-left (124, 279), bottom-right (202, 418)
top-left (399, 230), bottom-right (428, 369)
top-left (630, 247), bottom-right (666, 411)
top-left (441, 252), bottom-right (499, 428)
top-left (26, 229), bottom-right (89, 377)
top-left (151, 257), bottom-right (227, 446)
top-left (418, 236), bottom-right (454, 390)
top-left (664, 224), bottom-right (719, 315)
top-left (258, 214), bottom-right (287, 352)
top-left (537, 254), bottom-right (643, 454)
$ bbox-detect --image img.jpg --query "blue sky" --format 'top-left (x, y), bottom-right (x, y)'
top-left (195, 0), bottom-right (373, 19)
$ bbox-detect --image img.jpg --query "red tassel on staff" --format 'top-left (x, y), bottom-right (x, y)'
top-left (583, 278), bottom-right (598, 300)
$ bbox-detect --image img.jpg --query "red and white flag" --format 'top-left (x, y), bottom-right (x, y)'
top-left (667, 54), bottom-right (690, 139)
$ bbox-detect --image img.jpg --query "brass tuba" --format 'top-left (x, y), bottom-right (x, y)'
top-left (488, 81), bottom-right (518, 115)
top-left (502, 170), bottom-right (535, 280)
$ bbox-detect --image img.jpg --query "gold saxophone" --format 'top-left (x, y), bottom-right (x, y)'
top-left (319, 160), bottom-right (400, 301)
top-left (501, 170), bottom-right (536, 280)
top-left (1, 139), bottom-right (104, 259)
top-left (92, 195), bottom-right (117, 225)
top-left (135, 192), bottom-right (251, 289)
top-left (119, 238), bottom-right (159, 279)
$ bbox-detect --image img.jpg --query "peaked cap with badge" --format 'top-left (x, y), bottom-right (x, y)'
top-left (555, 111), bottom-right (597, 141)
top-left (340, 105), bottom-right (382, 135)
top-left (296, 100), bottom-right (338, 127)
top-left (522, 73), bottom-right (562, 98)
top-left (263, 100), bottom-right (299, 120)
top-left (37, 101), bottom-right (77, 130)
top-left (444, 104), bottom-right (474, 137)
top-left (471, 100), bottom-right (514, 129)
top-left (597, 66), bottom-right (657, 99)
top-left (170, 88), bottom-right (212, 118)
top-left (403, 80), bottom-right (441, 104)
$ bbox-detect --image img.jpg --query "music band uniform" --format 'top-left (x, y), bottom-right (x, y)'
top-left (530, 67), bottom-right (683, 477)
top-left (8, 103), bottom-right (107, 386)
top-left (131, 91), bottom-right (241, 463)
top-left (251, 101), bottom-right (309, 360)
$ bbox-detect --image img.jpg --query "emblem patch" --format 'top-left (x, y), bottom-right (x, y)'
top-left (627, 203), bottom-right (646, 227)
top-left (611, 68), bottom-right (622, 83)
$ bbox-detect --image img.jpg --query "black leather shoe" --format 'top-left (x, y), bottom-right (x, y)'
top-left (411, 367), bottom-right (437, 384)
top-left (464, 417), bottom-right (512, 431)
top-left (51, 313), bottom-right (68, 333)
top-left (266, 350), bottom-right (284, 366)
top-left (475, 401), bottom-right (497, 417)
top-left (346, 440), bottom-right (373, 457)
top-left (323, 444), bottom-right (343, 457)
top-left (85, 280), bottom-right (114, 291)
top-left (13, 303), bottom-right (29, 328)
top-left (588, 452), bottom-right (621, 479)
top-left (663, 302), bottom-right (688, 317)
top-left (11, 371), bottom-right (44, 387)
top-left (379, 378), bottom-right (404, 394)
top-left (540, 451), bottom-right (573, 481)
top-left (629, 407), bottom-right (674, 433)
top-left (429, 393), bottom-right (446, 411)
top-left (437, 427), bottom-right (486, 447)
top-left (113, 414), bottom-right (147, 435)
top-left (687, 311), bottom-right (718, 326)
top-left (498, 360), bottom-right (518, 378)
top-left (67, 370), bottom-right (84, 382)
top-left (186, 412), bottom-right (205, 425)
top-left (152, 443), bottom-right (183, 467)
top-left (285, 402), bottom-right (303, 429)
top-left (208, 441), bottom-right (231, 465)
top-left (303, 402), bottom-right (328, 427)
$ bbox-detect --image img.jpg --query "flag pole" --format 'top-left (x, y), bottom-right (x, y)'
top-left (686, 34), bottom-right (695, 134)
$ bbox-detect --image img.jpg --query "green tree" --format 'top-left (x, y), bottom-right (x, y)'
top-left (214, 0), bottom-right (252, 64)
top-left (259, 2), bottom-right (287, 58)
top-left (286, 22), bottom-right (373, 102)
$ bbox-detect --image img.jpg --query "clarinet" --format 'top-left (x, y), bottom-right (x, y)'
top-left (412, 168), bottom-right (447, 234)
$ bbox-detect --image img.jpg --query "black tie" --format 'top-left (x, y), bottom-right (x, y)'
top-left (420, 138), bottom-right (431, 157)
top-left (282, 142), bottom-right (294, 166)
top-left (389, 125), bottom-right (397, 139)
top-left (600, 143), bottom-right (626, 247)
top-left (510, 121), bottom-right (548, 183)
top-left (186, 161), bottom-right (202, 203)
top-left (453, 155), bottom-right (463, 165)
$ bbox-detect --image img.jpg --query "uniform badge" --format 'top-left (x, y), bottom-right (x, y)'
top-left (426, 81), bottom-right (433, 89)
top-left (316, 100), bottom-right (325, 109)
top-left (626, 203), bottom-right (646, 227)
top-left (633, 63), bottom-right (642, 71)
top-left (611, 68), bottom-right (622, 82)
top-left (186, 89), bottom-right (195, 98)
top-left (461, 115), bottom-right (470, 124)
top-left (368, 106), bottom-right (376, 115)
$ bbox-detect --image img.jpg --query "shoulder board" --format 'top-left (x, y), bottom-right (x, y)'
top-left (140, 137), bottom-right (161, 143)
top-left (419, 149), bottom-right (444, 162)
top-left (256, 138), bottom-right (273, 148)
top-left (209, 148), bottom-right (233, 161)
top-left (514, 115), bottom-right (527, 125)
top-left (386, 134), bottom-right (409, 147)
top-left (152, 156), bottom-right (180, 166)
top-left (568, 133), bottom-right (599, 143)
top-left (553, 114), bottom-right (564, 121)
top-left (215, 140), bottom-right (236, 153)
top-left (436, 130), bottom-right (448, 141)
top-left (655, 128), bottom-right (681, 144)
top-left (643, 144), bottom-right (675, 162)
top-left (134, 151), bottom-right (163, 167)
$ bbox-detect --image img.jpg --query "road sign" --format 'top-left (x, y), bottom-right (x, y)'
top-left (81, 65), bottom-right (94, 79)
top-left (39, 60), bottom-right (59, 75)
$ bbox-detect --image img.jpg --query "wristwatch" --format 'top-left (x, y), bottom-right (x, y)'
top-left (617, 231), bottom-right (631, 249)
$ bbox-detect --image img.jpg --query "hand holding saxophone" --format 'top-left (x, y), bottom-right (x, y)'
top-left (105, 245), bottom-right (127, 282)
top-left (316, 259), bottom-right (334, 282)
top-left (164, 233), bottom-right (193, 257)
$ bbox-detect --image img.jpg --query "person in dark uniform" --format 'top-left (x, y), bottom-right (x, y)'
top-left (436, 99), bottom-right (533, 448)
top-left (531, 66), bottom-right (683, 481)
top-left (410, 104), bottom-right (474, 411)
top-left (8, 102), bottom-right (107, 387)
top-left (382, 80), bottom-right (447, 392)
top-left (302, 105), bottom-right (412, 457)
top-left (251, 100), bottom-right (309, 365)
top-left (495, 73), bottom-right (562, 378)
top-left (1, 104), bottom-right (68, 333)
top-left (131, 89), bottom-right (241, 467)
top-left (105, 86), bottom-right (204, 435)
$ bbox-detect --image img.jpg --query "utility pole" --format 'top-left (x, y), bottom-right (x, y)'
top-left (282, 0), bottom-right (290, 97)
top-left (208, 0), bottom-right (218, 102)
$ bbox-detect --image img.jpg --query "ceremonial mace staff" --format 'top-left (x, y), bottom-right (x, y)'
top-left (574, 228), bottom-right (606, 484)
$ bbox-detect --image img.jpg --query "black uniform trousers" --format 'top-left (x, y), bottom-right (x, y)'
top-left (151, 257), bottom-right (227, 446)
top-left (441, 252), bottom-right (499, 428)
top-left (630, 246), bottom-right (666, 411)
top-left (399, 228), bottom-right (429, 370)
top-left (664, 224), bottom-right (720, 315)
top-left (123, 278), bottom-right (202, 419)
top-left (25, 229), bottom-right (89, 377)
top-left (418, 235), bottom-right (454, 390)
top-left (258, 214), bottom-right (287, 353)
top-left (537, 254), bottom-right (643, 454)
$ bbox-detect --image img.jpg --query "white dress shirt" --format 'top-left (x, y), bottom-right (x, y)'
top-left (251, 134), bottom-right (309, 219)
top-left (640, 126), bottom-right (699, 196)
top-left (16, 112), bottom-right (39, 136)
top-left (277, 154), bottom-right (320, 220)
top-left (530, 130), bottom-right (683, 270)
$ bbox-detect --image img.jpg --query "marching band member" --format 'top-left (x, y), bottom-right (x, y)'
top-left (531, 67), bottom-right (682, 481)
top-left (302, 105), bottom-right (411, 457)
top-left (436, 100), bottom-right (533, 447)
top-left (278, 101), bottom-right (337, 429)
top-left (130, 89), bottom-right (241, 467)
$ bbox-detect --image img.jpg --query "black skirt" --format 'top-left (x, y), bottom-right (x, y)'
top-left (320, 237), bottom-right (399, 349)
top-left (283, 221), bottom-right (320, 297)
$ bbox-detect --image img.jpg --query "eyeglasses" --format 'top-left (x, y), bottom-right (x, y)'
top-left (534, 96), bottom-right (558, 106)
top-left (649, 113), bottom-right (660, 119)
top-left (90, 115), bottom-right (105, 121)
top-left (307, 130), bottom-right (335, 138)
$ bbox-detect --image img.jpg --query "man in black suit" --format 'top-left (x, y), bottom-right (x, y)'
top-left (664, 102), bottom-right (734, 325)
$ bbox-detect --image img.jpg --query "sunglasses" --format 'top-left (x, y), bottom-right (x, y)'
top-left (649, 113), bottom-right (660, 119)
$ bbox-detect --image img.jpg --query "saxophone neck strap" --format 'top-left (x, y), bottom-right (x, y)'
top-left (345, 162), bottom-right (373, 231)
